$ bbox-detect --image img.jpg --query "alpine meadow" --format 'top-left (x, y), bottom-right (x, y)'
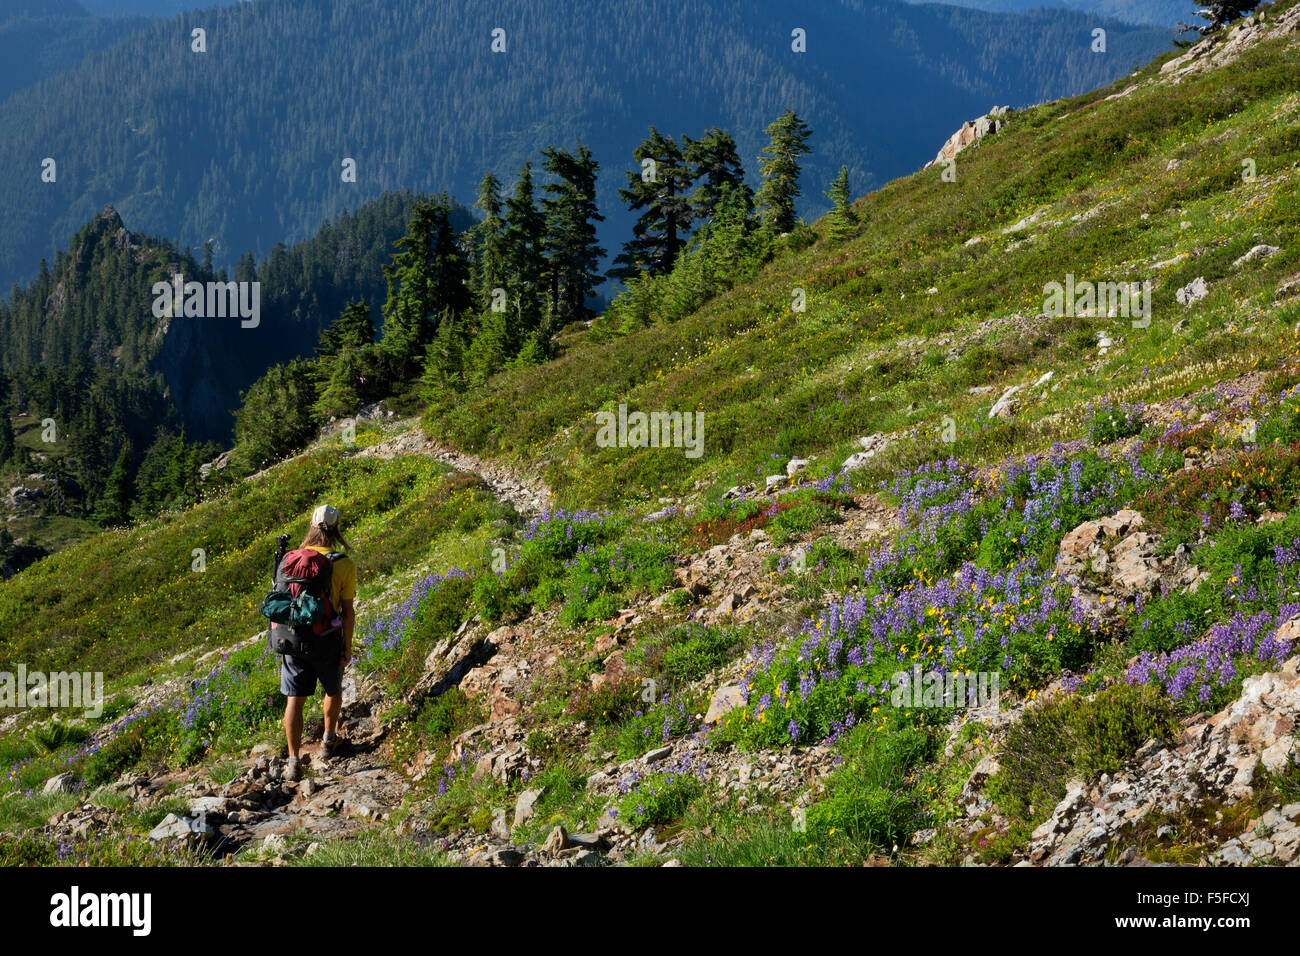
top-left (0, 0), bottom-right (1298, 926)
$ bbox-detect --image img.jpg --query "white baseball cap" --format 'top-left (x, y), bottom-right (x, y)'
top-left (311, 504), bottom-right (341, 528)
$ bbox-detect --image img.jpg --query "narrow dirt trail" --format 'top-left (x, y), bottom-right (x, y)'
top-left (355, 422), bottom-right (554, 517)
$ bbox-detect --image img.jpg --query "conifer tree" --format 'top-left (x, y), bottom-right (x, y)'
top-left (611, 127), bottom-right (694, 279)
top-left (541, 145), bottom-right (605, 340)
top-left (1179, 1), bottom-right (1261, 35)
top-left (316, 300), bottom-right (375, 357)
top-left (825, 165), bottom-right (855, 240)
top-left (502, 162), bottom-right (547, 339)
top-left (380, 195), bottom-right (470, 376)
top-left (472, 173), bottom-right (508, 313)
top-left (684, 127), bottom-right (751, 224)
top-left (422, 311), bottom-right (471, 392)
top-left (314, 350), bottom-right (362, 418)
top-left (93, 442), bottom-right (132, 526)
top-left (755, 111), bottom-right (813, 234)
top-left (0, 374), bottom-right (12, 467)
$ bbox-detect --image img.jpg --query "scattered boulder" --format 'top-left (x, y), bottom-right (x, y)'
top-left (189, 796), bottom-right (227, 817)
top-left (490, 807), bottom-right (511, 840)
top-left (198, 450), bottom-right (232, 480)
top-left (1055, 510), bottom-right (1204, 622)
top-left (147, 813), bottom-right (216, 844)
top-left (471, 846), bottom-right (524, 867)
top-left (1176, 276), bottom-right (1209, 306)
top-left (923, 106), bottom-right (1010, 168)
top-left (514, 787), bottom-right (545, 828)
top-left (642, 746), bottom-right (673, 765)
top-left (542, 825), bottom-right (569, 854)
top-left (704, 684), bottom-right (745, 724)
top-left (988, 385), bottom-right (1022, 420)
top-left (958, 754), bottom-right (1001, 812)
top-left (1233, 244), bottom-right (1280, 268)
top-left (842, 433), bottom-right (892, 471)
top-left (42, 773), bottom-right (77, 796)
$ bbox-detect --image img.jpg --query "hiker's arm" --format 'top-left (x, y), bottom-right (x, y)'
top-left (341, 598), bottom-right (354, 665)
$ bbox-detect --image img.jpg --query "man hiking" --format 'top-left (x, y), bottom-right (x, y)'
top-left (279, 504), bottom-right (356, 780)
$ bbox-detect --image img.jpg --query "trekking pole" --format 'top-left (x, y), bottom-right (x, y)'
top-left (272, 533), bottom-right (290, 583)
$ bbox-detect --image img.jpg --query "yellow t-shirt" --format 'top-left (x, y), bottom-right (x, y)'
top-left (306, 546), bottom-right (356, 613)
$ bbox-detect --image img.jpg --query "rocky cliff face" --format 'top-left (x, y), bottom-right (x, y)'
top-left (149, 304), bottom-right (249, 443)
top-left (923, 106), bottom-right (1010, 169)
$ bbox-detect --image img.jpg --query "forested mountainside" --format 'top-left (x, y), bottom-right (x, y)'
top-left (0, 0), bottom-right (1173, 290)
top-left (0, 0), bottom-right (149, 101)
top-left (0, 191), bottom-right (469, 568)
top-left (901, 0), bottom-right (1199, 28)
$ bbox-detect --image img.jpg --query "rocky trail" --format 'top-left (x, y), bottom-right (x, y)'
top-left (353, 422), bottom-right (554, 518)
top-left (38, 433), bottom-right (903, 865)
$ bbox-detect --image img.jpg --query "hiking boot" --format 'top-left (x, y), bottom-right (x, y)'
top-left (321, 735), bottom-right (341, 760)
top-left (284, 757), bottom-right (302, 782)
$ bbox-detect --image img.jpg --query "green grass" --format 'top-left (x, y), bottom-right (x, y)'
top-left (0, 440), bottom-right (507, 680)
top-left (676, 798), bottom-right (876, 867)
top-left (0, 832), bottom-right (209, 866)
top-left (0, 790), bottom-right (81, 832)
top-left (285, 831), bottom-right (455, 867)
top-left (419, 14), bottom-right (1300, 508)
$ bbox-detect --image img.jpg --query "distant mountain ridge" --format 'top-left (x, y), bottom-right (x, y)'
top-left (0, 191), bottom-right (471, 442)
top-left (0, 0), bottom-right (1174, 290)
top-left (901, 0), bottom-right (1200, 28)
top-left (0, 0), bottom-right (149, 101)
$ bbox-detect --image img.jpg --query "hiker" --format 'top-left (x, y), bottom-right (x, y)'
top-left (277, 504), bottom-right (357, 778)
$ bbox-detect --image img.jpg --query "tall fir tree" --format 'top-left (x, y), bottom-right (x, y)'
top-left (611, 127), bottom-right (694, 279)
top-left (1179, 0), bottom-right (1260, 34)
top-left (502, 161), bottom-right (548, 340)
top-left (0, 373), bottom-right (12, 466)
top-left (421, 311), bottom-right (471, 392)
top-left (684, 127), bottom-right (751, 224)
top-left (755, 110), bottom-right (813, 234)
top-left (316, 300), bottom-right (375, 357)
top-left (314, 349), bottom-right (362, 418)
top-left (93, 442), bottom-right (132, 526)
top-left (0, 408), bottom-right (11, 467)
top-left (824, 165), bottom-right (855, 240)
top-left (541, 145), bottom-right (605, 340)
top-left (471, 173), bottom-right (508, 314)
top-left (380, 195), bottom-right (471, 376)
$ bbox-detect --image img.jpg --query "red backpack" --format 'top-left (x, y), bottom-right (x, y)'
top-left (261, 541), bottom-right (345, 656)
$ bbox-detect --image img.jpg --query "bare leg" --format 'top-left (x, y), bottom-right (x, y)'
top-left (323, 691), bottom-right (342, 740)
top-left (284, 696), bottom-right (305, 758)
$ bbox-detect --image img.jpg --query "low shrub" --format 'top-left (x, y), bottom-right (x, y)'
top-left (988, 683), bottom-right (1180, 820)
